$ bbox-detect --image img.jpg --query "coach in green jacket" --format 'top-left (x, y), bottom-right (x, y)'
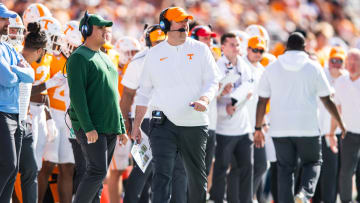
top-left (66, 12), bottom-right (128, 203)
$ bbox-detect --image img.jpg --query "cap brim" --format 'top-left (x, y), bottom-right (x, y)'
top-left (198, 32), bottom-right (217, 38)
top-left (330, 54), bottom-right (345, 60)
top-left (250, 44), bottom-right (266, 50)
top-left (94, 21), bottom-right (113, 27)
top-left (0, 10), bottom-right (17, 18)
top-left (174, 14), bottom-right (193, 22)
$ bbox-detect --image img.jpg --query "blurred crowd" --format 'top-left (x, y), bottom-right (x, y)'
top-left (3, 0), bottom-right (360, 53)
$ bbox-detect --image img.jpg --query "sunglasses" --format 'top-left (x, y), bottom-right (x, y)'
top-left (330, 58), bottom-right (343, 64)
top-left (251, 48), bottom-right (264, 54)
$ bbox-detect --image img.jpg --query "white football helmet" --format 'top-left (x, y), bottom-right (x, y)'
top-left (1, 14), bottom-right (25, 47)
top-left (231, 30), bottom-right (249, 56)
top-left (115, 36), bottom-right (141, 65)
top-left (22, 3), bottom-right (52, 27)
top-left (245, 24), bottom-right (270, 51)
top-left (37, 16), bottom-right (63, 55)
top-left (62, 21), bottom-right (83, 58)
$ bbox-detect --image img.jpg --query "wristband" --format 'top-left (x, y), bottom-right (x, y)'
top-left (255, 126), bottom-right (262, 131)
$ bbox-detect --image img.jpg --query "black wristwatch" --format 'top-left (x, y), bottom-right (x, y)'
top-left (255, 126), bottom-right (262, 131)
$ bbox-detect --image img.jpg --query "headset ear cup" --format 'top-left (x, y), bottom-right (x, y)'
top-left (81, 11), bottom-right (92, 38)
top-left (191, 27), bottom-right (199, 40)
top-left (81, 25), bottom-right (87, 38)
top-left (159, 8), bottom-right (170, 32)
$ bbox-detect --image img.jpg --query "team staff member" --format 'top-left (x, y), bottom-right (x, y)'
top-left (0, 4), bottom-right (34, 201)
top-left (67, 12), bottom-right (128, 203)
top-left (254, 32), bottom-right (345, 203)
top-left (132, 7), bottom-right (219, 203)
top-left (122, 24), bottom-right (187, 203)
top-left (210, 32), bottom-right (253, 203)
top-left (244, 36), bottom-right (267, 202)
top-left (332, 49), bottom-right (360, 203)
top-left (313, 46), bottom-right (348, 203)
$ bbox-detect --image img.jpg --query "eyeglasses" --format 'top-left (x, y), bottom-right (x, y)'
top-left (251, 48), bottom-right (264, 54)
top-left (330, 58), bottom-right (343, 64)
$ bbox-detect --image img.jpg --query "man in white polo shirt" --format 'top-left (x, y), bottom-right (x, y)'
top-left (210, 32), bottom-right (253, 203)
top-left (244, 35), bottom-right (268, 202)
top-left (121, 24), bottom-right (187, 203)
top-left (254, 32), bottom-right (345, 203)
top-left (132, 7), bottom-right (219, 203)
top-left (314, 46), bottom-right (348, 203)
top-left (332, 48), bottom-right (360, 203)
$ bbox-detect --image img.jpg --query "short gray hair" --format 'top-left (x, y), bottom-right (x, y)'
top-left (347, 48), bottom-right (360, 58)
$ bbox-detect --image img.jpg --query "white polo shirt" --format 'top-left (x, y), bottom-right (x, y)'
top-left (122, 49), bottom-right (148, 90)
top-left (135, 38), bottom-right (220, 127)
top-left (258, 51), bottom-right (332, 137)
top-left (317, 67), bottom-right (347, 135)
top-left (216, 55), bottom-right (252, 136)
top-left (121, 49), bottom-right (151, 119)
top-left (334, 75), bottom-right (360, 134)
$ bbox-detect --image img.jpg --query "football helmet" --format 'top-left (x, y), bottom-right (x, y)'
top-left (115, 36), bottom-right (141, 65)
top-left (62, 21), bottom-right (83, 58)
top-left (37, 16), bottom-right (63, 55)
top-left (231, 30), bottom-right (249, 56)
top-left (245, 25), bottom-right (270, 51)
top-left (1, 14), bottom-right (25, 47)
top-left (22, 3), bottom-right (52, 27)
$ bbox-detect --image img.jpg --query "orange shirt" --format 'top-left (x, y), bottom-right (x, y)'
top-left (31, 53), bottom-right (53, 94)
top-left (47, 54), bottom-right (67, 111)
top-left (117, 64), bottom-right (128, 97)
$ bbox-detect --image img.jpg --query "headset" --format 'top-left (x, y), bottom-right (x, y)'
top-left (159, 8), bottom-right (170, 33)
top-left (80, 11), bottom-right (92, 39)
top-left (191, 25), bottom-right (213, 40)
top-left (190, 26), bottom-right (203, 40)
top-left (144, 24), bottom-right (162, 47)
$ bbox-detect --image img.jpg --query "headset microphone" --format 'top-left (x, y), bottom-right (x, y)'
top-left (168, 28), bottom-right (186, 32)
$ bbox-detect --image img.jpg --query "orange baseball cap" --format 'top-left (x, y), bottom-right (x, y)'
top-left (149, 28), bottom-right (166, 43)
top-left (248, 36), bottom-right (266, 50)
top-left (329, 46), bottom-right (346, 61)
top-left (165, 7), bottom-right (193, 22)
